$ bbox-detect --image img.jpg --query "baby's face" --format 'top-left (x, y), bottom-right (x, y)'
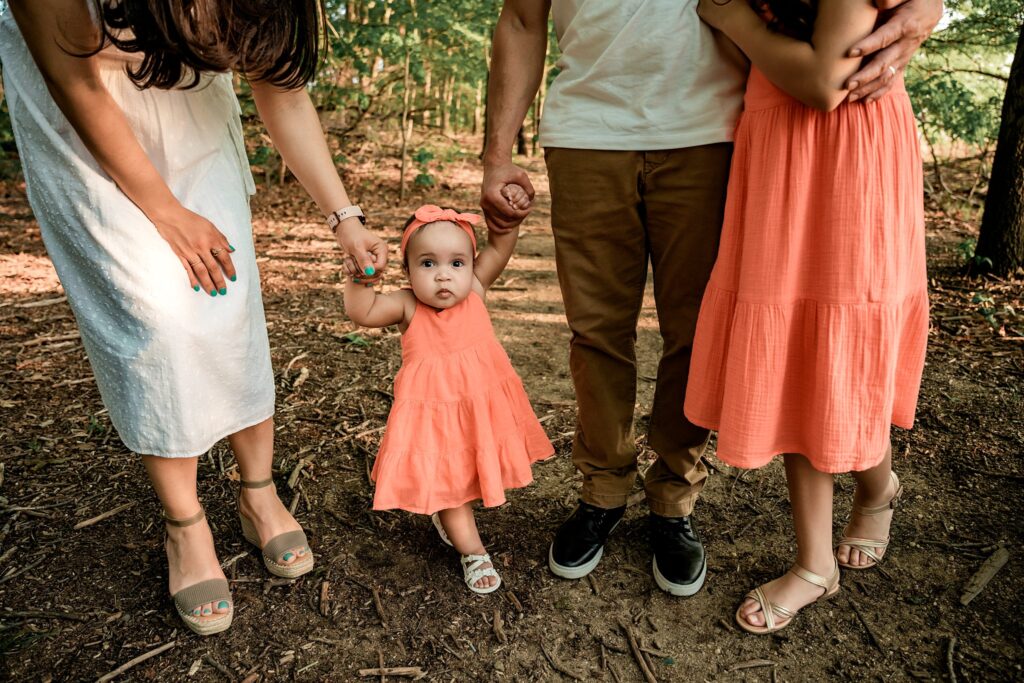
top-left (405, 221), bottom-right (475, 309)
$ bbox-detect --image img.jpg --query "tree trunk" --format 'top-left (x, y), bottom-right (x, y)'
top-left (399, 44), bottom-right (413, 202)
top-left (976, 26), bottom-right (1024, 275)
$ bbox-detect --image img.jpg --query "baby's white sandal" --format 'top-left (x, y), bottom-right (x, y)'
top-left (461, 553), bottom-right (501, 595)
top-left (431, 513), bottom-right (454, 547)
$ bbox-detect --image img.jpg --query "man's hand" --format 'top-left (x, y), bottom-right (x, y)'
top-left (846, 0), bottom-right (943, 103)
top-left (481, 160), bottom-right (535, 234)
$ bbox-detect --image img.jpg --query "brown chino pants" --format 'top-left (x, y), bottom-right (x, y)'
top-left (545, 144), bottom-right (733, 517)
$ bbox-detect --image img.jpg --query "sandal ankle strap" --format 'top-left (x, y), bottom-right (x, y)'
top-left (240, 478), bottom-right (274, 489)
top-left (789, 561), bottom-right (839, 594)
top-left (163, 507), bottom-right (206, 527)
top-left (851, 473), bottom-right (903, 517)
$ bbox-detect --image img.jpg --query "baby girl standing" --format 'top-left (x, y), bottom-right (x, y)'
top-left (344, 199), bottom-right (553, 594)
top-left (688, 0), bottom-right (929, 633)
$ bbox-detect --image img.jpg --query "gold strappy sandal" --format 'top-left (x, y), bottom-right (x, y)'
top-left (735, 561), bottom-right (841, 635)
top-left (836, 472), bottom-right (903, 570)
top-left (237, 478), bottom-right (315, 579)
top-left (164, 508), bottom-right (233, 636)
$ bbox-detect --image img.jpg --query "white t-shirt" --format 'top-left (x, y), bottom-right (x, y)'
top-left (539, 0), bottom-right (749, 151)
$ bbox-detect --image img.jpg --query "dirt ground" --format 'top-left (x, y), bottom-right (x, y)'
top-left (0, 149), bottom-right (1022, 682)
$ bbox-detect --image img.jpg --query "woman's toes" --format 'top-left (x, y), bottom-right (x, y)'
top-left (281, 551), bottom-right (295, 565)
top-left (192, 607), bottom-right (202, 617)
top-left (836, 544), bottom-right (850, 564)
top-left (738, 599), bottom-right (762, 626)
top-left (201, 602), bottom-right (213, 616)
top-left (213, 600), bottom-right (231, 615)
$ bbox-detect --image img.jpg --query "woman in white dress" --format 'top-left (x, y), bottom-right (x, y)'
top-left (0, 0), bottom-right (386, 634)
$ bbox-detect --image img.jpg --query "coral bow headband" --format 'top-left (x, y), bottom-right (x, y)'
top-left (400, 205), bottom-right (481, 256)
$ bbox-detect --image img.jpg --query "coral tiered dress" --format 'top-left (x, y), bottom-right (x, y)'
top-left (684, 67), bottom-right (929, 473)
top-left (371, 291), bottom-right (554, 514)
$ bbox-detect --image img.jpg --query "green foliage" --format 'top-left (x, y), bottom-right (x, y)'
top-left (412, 147), bottom-right (435, 187)
top-left (971, 290), bottom-right (1017, 330)
top-left (909, 0), bottom-right (1023, 147)
top-left (958, 237), bottom-right (994, 269)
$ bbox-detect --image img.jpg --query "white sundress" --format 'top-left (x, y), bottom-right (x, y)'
top-left (0, 6), bottom-right (275, 457)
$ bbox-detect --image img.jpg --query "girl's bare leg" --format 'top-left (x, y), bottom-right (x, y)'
top-left (437, 503), bottom-right (497, 589)
top-left (738, 453), bottom-right (836, 628)
top-left (837, 443), bottom-right (897, 567)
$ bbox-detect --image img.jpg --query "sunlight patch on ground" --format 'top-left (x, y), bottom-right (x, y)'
top-left (0, 253), bottom-right (61, 298)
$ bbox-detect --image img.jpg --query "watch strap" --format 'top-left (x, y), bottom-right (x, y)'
top-left (327, 205), bottom-right (366, 230)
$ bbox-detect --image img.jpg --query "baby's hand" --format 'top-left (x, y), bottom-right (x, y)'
top-left (342, 254), bottom-right (378, 287)
top-left (501, 183), bottom-right (531, 212)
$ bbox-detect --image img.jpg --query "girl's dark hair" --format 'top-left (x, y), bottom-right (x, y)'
top-left (91, 0), bottom-right (325, 90)
top-left (751, 0), bottom-right (818, 43)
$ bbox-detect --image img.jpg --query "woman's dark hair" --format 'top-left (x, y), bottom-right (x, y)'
top-left (751, 0), bottom-right (818, 43)
top-left (91, 0), bottom-right (325, 90)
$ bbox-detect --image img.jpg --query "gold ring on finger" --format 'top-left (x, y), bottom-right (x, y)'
top-left (188, 258), bottom-right (202, 266)
top-left (210, 248), bottom-right (223, 256)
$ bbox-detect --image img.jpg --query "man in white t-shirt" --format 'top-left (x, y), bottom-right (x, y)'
top-left (480, 0), bottom-right (942, 597)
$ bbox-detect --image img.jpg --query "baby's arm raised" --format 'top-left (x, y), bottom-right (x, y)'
top-left (474, 226), bottom-right (520, 291)
top-left (698, 0), bottom-right (878, 111)
top-left (344, 279), bottom-right (414, 329)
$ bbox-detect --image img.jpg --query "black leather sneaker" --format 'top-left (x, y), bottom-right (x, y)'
top-left (650, 513), bottom-right (707, 596)
top-left (548, 501), bottom-right (625, 579)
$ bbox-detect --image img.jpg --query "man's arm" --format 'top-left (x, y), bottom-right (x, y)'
top-left (846, 0), bottom-right (944, 102)
top-left (480, 0), bottom-right (551, 233)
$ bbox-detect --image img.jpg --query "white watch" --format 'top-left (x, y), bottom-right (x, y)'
top-left (327, 205), bottom-right (366, 231)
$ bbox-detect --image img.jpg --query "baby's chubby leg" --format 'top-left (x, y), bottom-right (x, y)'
top-left (436, 503), bottom-right (497, 589)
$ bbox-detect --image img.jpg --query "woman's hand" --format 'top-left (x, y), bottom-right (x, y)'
top-left (697, 0), bottom-right (744, 32)
top-left (150, 205), bottom-right (236, 295)
top-left (335, 217), bottom-right (388, 284)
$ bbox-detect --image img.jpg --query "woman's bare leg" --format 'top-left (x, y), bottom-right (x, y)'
top-left (738, 453), bottom-right (836, 628)
top-left (142, 455), bottom-right (229, 619)
top-left (231, 418), bottom-right (308, 564)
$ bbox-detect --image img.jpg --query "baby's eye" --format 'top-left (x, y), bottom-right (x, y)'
top-left (452, 259), bottom-right (465, 268)
top-left (420, 259), bottom-right (434, 268)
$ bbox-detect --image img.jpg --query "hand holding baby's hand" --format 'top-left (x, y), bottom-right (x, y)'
top-left (501, 183), bottom-right (531, 212)
top-left (342, 254), bottom-right (379, 286)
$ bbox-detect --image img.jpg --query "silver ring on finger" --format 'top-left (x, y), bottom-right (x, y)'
top-left (887, 65), bottom-right (897, 78)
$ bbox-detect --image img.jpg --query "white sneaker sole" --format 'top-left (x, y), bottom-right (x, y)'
top-left (548, 518), bottom-right (622, 579)
top-left (549, 543), bottom-right (604, 579)
top-left (653, 555), bottom-right (707, 597)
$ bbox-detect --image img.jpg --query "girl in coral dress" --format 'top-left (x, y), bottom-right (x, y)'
top-left (688, 0), bottom-right (928, 633)
top-left (343, 199), bottom-right (554, 594)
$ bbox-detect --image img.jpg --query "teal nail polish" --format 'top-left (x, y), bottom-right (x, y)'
top-left (353, 278), bottom-right (361, 283)
top-left (193, 285), bottom-right (200, 292)
top-left (364, 266), bottom-right (375, 276)
top-left (202, 608), bottom-right (211, 615)
top-left (210, 289), bottom-right (217, 297)
top-left (283, 552), bottom-right (294, 562)
top-left (217, 600), bottom-right (229, 610)
top-left (229, 275), bottom-right (237, 282)
top-left (219, 287), bottom-right (227, 295)
top-left (229, 244), bottom-right (236, 252)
